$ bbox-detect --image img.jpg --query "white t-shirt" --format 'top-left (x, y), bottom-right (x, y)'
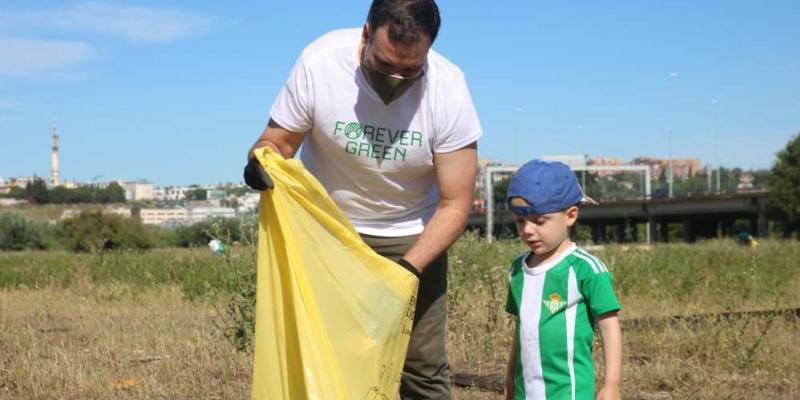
top-left (270, 28), bottom-right (483, 236)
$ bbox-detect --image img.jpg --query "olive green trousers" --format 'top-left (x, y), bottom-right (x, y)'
top-left (361, 234), bottom-right (451, 400)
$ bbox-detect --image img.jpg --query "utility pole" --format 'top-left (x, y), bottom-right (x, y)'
top-left (513, 107), bottom-right (522, 165)
top-left (712, 99), bottom-right (721, 194)
top-left (667, 73), bottom-right (677, 198)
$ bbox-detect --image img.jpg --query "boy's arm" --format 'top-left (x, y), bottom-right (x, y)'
top-left (505, 329), bottom-right (517, 400)
top-left (595, 311), bottom-right (622, 400)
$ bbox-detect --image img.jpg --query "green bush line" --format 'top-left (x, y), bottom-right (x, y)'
top-left (0, 210), bottom-right (255, 252)
top-left (3, 234), bottom-right (798, 306)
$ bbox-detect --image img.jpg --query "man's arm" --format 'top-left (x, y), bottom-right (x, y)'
top-left (248, 118), bottom-right (307, 160)
top-left (402, 142), bottom-right (477, 272)
top-left (596, 311), bottom-right (622, 400)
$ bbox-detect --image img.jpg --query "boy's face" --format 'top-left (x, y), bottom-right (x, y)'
top-left (510, 197), bottom-right (578, 257)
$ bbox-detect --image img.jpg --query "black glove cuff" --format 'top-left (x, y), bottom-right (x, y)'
top-left (244, 157), bottom-right (274, 191)
top-left (397, 258), bottom-right (421, 279)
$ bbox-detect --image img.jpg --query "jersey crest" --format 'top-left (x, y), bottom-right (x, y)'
top-left (543, 292), bottom-right (567, 314)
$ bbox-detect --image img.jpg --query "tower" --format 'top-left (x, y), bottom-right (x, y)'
top-left (51, 117), bottom-right (60, 187)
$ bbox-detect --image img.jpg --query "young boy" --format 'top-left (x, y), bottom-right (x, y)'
top-left (504, 160), bottom-right (622, 400)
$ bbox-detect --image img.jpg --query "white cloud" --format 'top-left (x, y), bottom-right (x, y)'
top-left (0, 2), bottom-right (212, 43)
top-left (0, 38), bottom-right (92, 76)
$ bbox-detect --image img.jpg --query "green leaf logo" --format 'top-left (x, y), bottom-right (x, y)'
top-left (344, 122), bottom-right (363, 139)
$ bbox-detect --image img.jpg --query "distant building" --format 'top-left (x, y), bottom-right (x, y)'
top-left (737, 173), bottom-right (756, 192)
top-left (475, 157), bottom-right (515, 201)
top-left (60, 206), bottom-right (132, 220)
top-left (190, 207), bottom-right (236, 223)
top-left (152, 187), bottom-right (166, 201)
top-left (135, 207), bottom-right (190, 226)
top-left (0, 176), bottom-right (38, 194)
top-left (589, 156), bottom-right (626, 176)
top-left (542, 154), bottom-right (588, 169)
top-left (206, 189), bottom-right (227, 200)
top-left (237, 192), bottom-right (260, 213)
top-left (7, 176), bottom-right (37, 188)
top-left (152, 186), bottom-right (191, 202)
top-left (119, 180), bottom-right (155, 201)
top-left (133, 206), bottom-right (237, 225)
top-left (632, 157), bottom-right (702, 179)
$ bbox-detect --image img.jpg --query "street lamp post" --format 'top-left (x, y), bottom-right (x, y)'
top-left (513, 107), bottom-right (523, 165)
top-left (578, 125), bottom-right (586, 191)
top-left (667, 72), bottom-right (677, 198)
top-left (712, 99), bottom-right (721, 194)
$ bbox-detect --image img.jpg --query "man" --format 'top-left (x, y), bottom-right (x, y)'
top-left (245, 1), bottom-right (482, 397)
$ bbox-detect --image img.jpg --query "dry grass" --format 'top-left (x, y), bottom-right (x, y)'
top-left (0, 285), bottom-right (498, 400)
top-left (0, 286), bottom-right (250, 400)
top-left (2, 238), bottom-right (800, 399)
top-left (622, 315), bottom-right (800, 399)
top-left (5, 286), bottom-right (794, 400)
top-left (445, 237), bottom-right (800, 400)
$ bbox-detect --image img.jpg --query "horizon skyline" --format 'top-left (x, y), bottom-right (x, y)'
top-left (2, 136), bottom-right (772, 187)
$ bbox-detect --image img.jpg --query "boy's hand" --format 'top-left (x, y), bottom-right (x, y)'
top-left (504, 381), bottom-right (514, 400)
top-left (595, 382), bottom-right (620, 400)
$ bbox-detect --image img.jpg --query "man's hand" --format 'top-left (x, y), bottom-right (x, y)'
top-left (595, 382), bottom-right (620, 400)
top-left (243, 157), bottom-right (274, 190)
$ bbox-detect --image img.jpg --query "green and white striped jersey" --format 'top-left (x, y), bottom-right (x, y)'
top-left (505, 243), bottom-right (620, 400)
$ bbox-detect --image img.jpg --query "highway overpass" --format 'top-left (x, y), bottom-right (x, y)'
top-left (468, 191), bottom-right (768, 244)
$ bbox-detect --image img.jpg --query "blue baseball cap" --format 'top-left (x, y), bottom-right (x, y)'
top-left (506, 160), bottom-right (584, 215)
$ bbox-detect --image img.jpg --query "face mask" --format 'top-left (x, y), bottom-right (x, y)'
top-left (361, 53), bottom-right (424, 105)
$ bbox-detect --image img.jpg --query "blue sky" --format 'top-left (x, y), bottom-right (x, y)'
top-left (1, 0), bottom-right (798, 186)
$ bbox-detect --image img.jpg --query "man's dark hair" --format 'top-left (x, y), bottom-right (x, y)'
top-left (367, 0), bottom-right (441, 44)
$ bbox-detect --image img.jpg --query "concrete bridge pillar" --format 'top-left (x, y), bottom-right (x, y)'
top-left (660, 222), bottom-right (669, 243)
top-left (757, 212), bottom-right (769, 238)
top-left (591, 223), bottom-right (603, 244)
top-left (683, 217), bottom-right (696, 243)
top-left (616, 223), bottom-right (626, 243)
top-left (721, 218), bottom-right (734, 238)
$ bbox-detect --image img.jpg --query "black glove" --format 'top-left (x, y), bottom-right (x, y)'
top-left (243, 157), bottom-right (274, 190)
top-left (397, 258), bottom-right (421, 279)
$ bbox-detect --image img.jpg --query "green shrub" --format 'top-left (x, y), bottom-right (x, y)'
top-left (58, 211), bottom-right (153, 252)
top-left (0, 211), bottom-right (48, 250)
top-left (170, 218), bottom-right (250, 248)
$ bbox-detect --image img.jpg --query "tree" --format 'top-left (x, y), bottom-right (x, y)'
top-left (104, 182), bottom-right (126, 203)
top-left (492, 176), bottom-right (510, 205)
top-left (7, 186), bottom-right (26, 199)
top-left (25, 178), bottom-right (49, 204)
top-left (0, 212), bottom-right (47, 250)
top-left (765, 133), bottom-right (800, 237)
top-left (58, 211), bottom-right (153, 252)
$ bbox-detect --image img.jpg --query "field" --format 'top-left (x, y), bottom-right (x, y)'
top-left (1, 235), bottom-right (799, 399)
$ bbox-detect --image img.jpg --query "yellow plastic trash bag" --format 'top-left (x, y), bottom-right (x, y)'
top-left (251, 147), bottom-right (418, 400)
